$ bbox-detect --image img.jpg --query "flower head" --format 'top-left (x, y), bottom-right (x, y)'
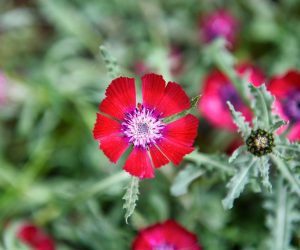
top-left (93, 73), bottom-right (199, 179)
top-left (132, 220), bottom-right (202, 250)
top-left (198, 63), bottom-right (265, 130)
top-left (268, 70), bottom-right (300, 141)
top-left (199, 10), bottom-right (239, 49)
top-left (17, 223), bottom-right (55, 250)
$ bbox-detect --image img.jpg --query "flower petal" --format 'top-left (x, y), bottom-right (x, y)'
top-left (93, 113), bottom-right (121, 140)
top-left (123, 147), bottom-right (154, 179)
top-left (142, 73), bottom-right (166, 110)
top-left (149, 145), bottom-right (169, 169)
top-left (100, 77), bottom-right (136, 120)
top-left (99, 135), bottom-right (129, 163)
top-left (157, 138), bottom-right (194, 165)
top-left (163, 220), bottom-right (201, 250)
top-left (164, 114), bottom-right (199, 146)
top-left (156, 81), bottom-right (190, 118)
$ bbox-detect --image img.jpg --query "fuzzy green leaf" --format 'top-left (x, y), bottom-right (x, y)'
top-left (222, 159), bottom-right (257, 209)
top-left (185, 151), bottom-right (233, 174)
top-left (276, 142), bottom-right (300, 159)
top-left (269, 120), bottom-right (288, 133)
top-left (171, 164), bottom-right (205, 196)
top-left (271, 155), bottom-right (300, 197)
top-left (249, 84), bottom-right (279, 130)
top-left (259, 157), bottom-right (272, 192)
top-left (99, 45), bottom-right (120, 79)
top-left (123, 176), bottom-right (140, 224)
top-left (229, 146), bottom-right (247, 163)
top-left (264, 179), bottom-right (300, 250)
top-left (227, 102), bottom-right (251, 140)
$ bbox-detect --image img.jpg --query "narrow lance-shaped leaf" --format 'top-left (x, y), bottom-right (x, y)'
top-left (228, 145), bottom-right (247, 164)
top-left (163, 95), bottom-right (201, 123)
top-left (249, 84), bottom-right (278, 130)
top-left (222, 158), bottom-right (257, 209)
top-left (99, 45), bottom-right (120, 79)
top-left (271, 155), bottom-right (300, 197)
top-left (269, 120), bottom-right (288, 133)
top-left (185, 151), bottom-right (234, 174)
top-left (123, 176), bottom-right (140, 224)
top-left (227, 101), bottom-right (251, 140)
top-left (171, 164), bottom-right (205, 196)
top-left (264, 178), bottom-right (300, 250)
top-left (259, 156), bottom-right (272, 192)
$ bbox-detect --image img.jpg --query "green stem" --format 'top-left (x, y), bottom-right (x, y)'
top-left (185, 151), bottom-right (234, 174)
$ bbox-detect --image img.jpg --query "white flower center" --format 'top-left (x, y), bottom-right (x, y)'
top-left (122, 106), bottom-right (165, 148)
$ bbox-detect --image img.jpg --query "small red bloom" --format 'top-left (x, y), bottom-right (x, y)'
top-left (268, 70), bottom-right (300, 141)
top-left (93, 74), bottom-right (199, 179)
top-left (132, 220), bottom-right (202, 250)
top-left (198, 63), bottom-right (265, 130)
top-left (199, 9), bottom-right (239, 49)
top-left (17, 223), bottom-right (55, 250)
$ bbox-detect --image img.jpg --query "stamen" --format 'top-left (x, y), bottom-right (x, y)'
top-left (122, 106), bottom-right (165, 148)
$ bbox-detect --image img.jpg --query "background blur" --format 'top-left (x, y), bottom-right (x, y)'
top-left (1, 0), bottom-right (300, 249)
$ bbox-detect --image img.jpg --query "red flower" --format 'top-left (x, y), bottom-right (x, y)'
top-left (199, 10), bottom-right (239, 49)
top-left (132, 220), bottom-right (202, 250)
top-left (268, 70), bottom-right (300, 141)
top-left (93, 74), bottom-right (199, 179)
top-left (198, 63), bottom-right (265, 130)
top-left (17, 223), bottom-right (55, 250)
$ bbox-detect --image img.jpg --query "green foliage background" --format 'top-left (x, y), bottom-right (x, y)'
top-left (0, 0), bottom-right (300, 249)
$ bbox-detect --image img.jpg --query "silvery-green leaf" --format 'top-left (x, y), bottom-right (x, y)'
top-left (123, 177), bottom-right (139, 223)
top-left (171, 164), bottom-right (205, 196)
top-left (229, 145), bottom-right (247, 163)
top-left (185, 151), bottom-right (233, 174)
top-left (249, 84), bottom-right (277, 129)
top-left (99, 45), bottom-right (120, 79)
top-left (227, 102), bottom-right (251, 140)
top-left (269, 120), bottom-right (288, 133)
top-left (271, 155), bottom-right (300, 196)
top-left (259, 157), bottom-right (272, 192)
top-left (264, 179), bottom-right (300, 250)
top-left (222, 159), bottom-right (257, 209)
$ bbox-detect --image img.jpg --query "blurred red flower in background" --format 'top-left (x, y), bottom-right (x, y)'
top-left (198, 63), bottom-right (265, 130)
top-left (199, 9), bottom-right (239, 49)
top-left (0, 72), bottom-right (7, 105)
top-left (93, 73), bottom-right (199, 179)
top-left (268, 70), bottom-right (300, 141)
top-left (132, 220), bottom-right (202, 250)
top-left (17, 223), bottom-right (55, 250)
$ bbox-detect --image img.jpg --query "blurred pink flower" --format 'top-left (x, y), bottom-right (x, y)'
top-left (198, 63), bottom-right (265, 130)
top-left (268, 70), bottom-right (300, 141)
top-left (199, 10), bottom-right (239, 49)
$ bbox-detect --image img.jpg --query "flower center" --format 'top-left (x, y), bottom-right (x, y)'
top-left (219, 84), bottom-right (242, 108)
top-left (283, 91), bottom-right (300, 122)
top-left (153, 243), bottom-right (176, 250)
top-left (246, 129), bottom-right (275, 157)
top-left (122, 106), bottom-right (165, 148)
